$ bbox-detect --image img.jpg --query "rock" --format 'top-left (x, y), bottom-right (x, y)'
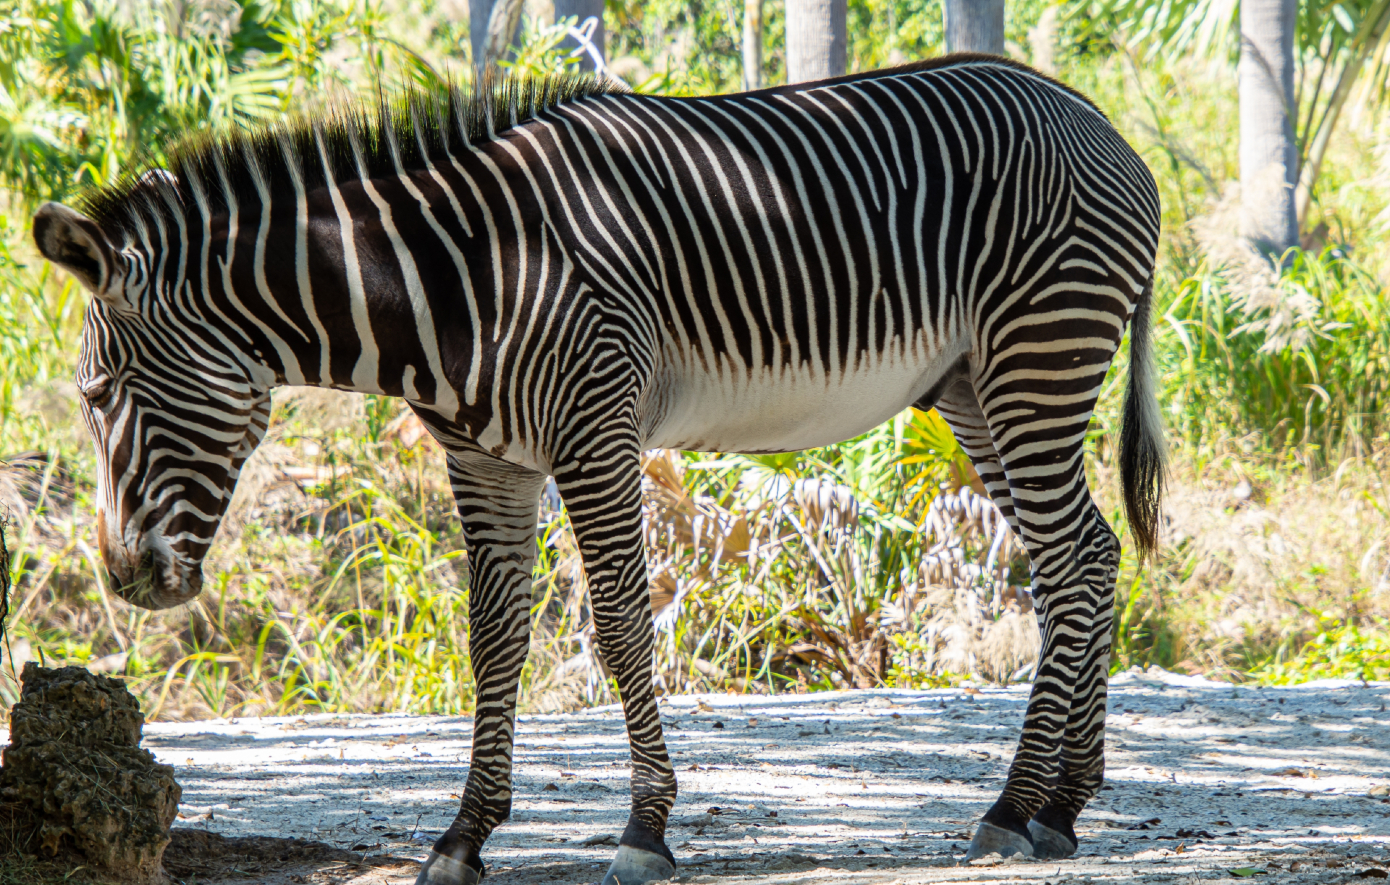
top-left (0, 663), bottom-right (180, 883)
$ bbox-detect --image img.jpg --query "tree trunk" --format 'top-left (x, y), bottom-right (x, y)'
top-left (1239, 0), bottom-right (1298, 257)
top-left (553, 0), bottom-right (606, 72)
top-left (785, 0), bottom-right (846, 84)
top-left (743, 0), bottom-right (763, 91)
top-left (1029, 4), bottom-right (1059, 73)
top-left (943, 0), bottom-right (1004, 55)
top-left (470, 0), bottom-right (526, 72)
top-left (470, 0), bottom-right (491, 71)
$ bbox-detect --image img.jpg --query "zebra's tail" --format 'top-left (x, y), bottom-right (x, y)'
top-left (1119, 276), bottom-right (1165, 560)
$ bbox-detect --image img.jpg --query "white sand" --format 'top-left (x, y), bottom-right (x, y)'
top-left (16, 667), bottom-right (1390, 884)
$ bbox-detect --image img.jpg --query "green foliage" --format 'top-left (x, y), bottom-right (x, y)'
top-left (1252, 617), bottom-right (1390, 684)
top-left (502, 15), bottom-right (588, 78)
top-left (1157, 248), bottom-right (1390, 457)
top-left (0, 212), bottom-right (82, 437)
top-left (1082, 0), bottom-right (1388, 64)
top-left (847, 0), bottom-right (943, 70)
top-left (602, 0), bottom-right (1087, 95)
top-left (605, 0), bottom-right (746, 94)
top-left (642, 417), bottom-right (1008, 694)
top-left (1082, 0), bottom-right (1390, 222)
top-left (0, 0), bottom-right (436, 207)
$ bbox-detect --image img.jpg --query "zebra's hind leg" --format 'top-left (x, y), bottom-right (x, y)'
top-left (1028, 509), bottom-right (1121, 860)
top-left (933, 384), bottom-right (1035, 860)
top-left (417, 451), bottom-right (546, 885)
top-left (972, 485), bottom-right (1111, 861)
top-left (935, 381), bottom-right (1117, 861)
top-left (553, 444), bottom-right (677, 885)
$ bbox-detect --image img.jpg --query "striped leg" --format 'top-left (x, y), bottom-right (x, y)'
top-left (553, 433), bottom-right (677, 885)
top-left (1029, 507), bottom-right (1120, 859)
top-left (417, 450), bottom-right (545, 885)
top-left (936, 380), bottom-right (1120, 860)
top-left (933, 383), bottom-right (1033, 859)
top-left (933, 380), bottom-right (1018, 535)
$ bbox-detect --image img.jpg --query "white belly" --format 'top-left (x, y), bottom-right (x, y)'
top-left (645, 340), bottom-right (964, 453)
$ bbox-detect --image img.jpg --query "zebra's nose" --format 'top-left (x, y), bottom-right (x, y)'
top-left (107, 549), bottom-right (203, 610)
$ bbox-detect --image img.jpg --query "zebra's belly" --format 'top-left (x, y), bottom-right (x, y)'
top-left (644, 345), bottom-right (962, 453)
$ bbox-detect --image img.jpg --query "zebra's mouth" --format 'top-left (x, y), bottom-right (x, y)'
top-left (107, 549), bottom-right (203, 610)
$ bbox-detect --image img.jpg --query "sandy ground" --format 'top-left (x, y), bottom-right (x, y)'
top-left (20, 667), bottom-right (1390, 884)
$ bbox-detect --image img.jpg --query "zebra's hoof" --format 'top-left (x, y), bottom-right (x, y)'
top-left (1028, 819), bottom-right (1078, 860)
top-left (414, 849), bottom-right (484, 884)
top-left (601, 845), bottom-right (676, 884)
top-left (965, 821), bottom-right (1033, 860)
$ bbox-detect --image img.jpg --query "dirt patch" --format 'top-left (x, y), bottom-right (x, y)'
top-left (161, 828), bottom-right (415, 884)
top-left (106, 669), bottom-right (1390, 884)
top-left (0, 824), bottom-right (415, 885)
top-left (0, 663), bottom-right (179, 882)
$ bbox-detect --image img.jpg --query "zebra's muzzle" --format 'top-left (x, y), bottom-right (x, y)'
top-left (106, 548), bottom-right (203, 610)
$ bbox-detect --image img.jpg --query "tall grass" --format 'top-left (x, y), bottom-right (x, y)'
top-left (2, 391), bottom-right (1018, 719)
top-left (1158, 247), bottom-right (1390, 458)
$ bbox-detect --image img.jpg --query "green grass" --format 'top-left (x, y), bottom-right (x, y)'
top-left (1252, 617), bottom-right (1390, 684)
top-left (1156, 247), bottom-right (1390, 458)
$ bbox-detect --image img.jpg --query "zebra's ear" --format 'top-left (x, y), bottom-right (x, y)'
top-left (33, 203), bottom-right (123, 305)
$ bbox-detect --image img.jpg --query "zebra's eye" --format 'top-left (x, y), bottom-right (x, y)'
top-left (81, 377), bottom-right (113, 408)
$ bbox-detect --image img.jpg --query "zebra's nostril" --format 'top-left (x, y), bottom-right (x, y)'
top-left (104, 568), bottom-right (128, 594)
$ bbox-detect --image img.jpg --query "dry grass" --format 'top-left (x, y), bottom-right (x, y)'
top-left (1095, 442), bottom-right (1390, 681)
top-left (0, 385), bottom-right (1043, 721)
top-left (8, 365), bottom-right (1390, 722)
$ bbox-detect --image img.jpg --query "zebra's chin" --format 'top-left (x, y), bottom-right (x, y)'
top-left (107, 551), bottom-right (203, 611)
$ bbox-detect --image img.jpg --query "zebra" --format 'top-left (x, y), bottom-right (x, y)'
top-left (34, 55), bottom-right (1162, 885)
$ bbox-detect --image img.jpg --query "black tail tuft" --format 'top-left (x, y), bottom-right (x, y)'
top-left (0, 511), bottom-right (11, 674)
top-left (1119, 278), bottom-right (1165, 560)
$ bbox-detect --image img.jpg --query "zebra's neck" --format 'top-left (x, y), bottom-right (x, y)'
top-left (204, 159), bottom-right (492, 428)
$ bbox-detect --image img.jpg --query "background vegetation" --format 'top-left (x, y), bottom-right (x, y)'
top-left (2, 0), bottom-right (1390, 721)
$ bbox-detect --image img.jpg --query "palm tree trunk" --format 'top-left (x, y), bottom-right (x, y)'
top-left (944, 0), bottom-right (1005, 55)
top-left (1239, 0), bottom-right (1299, 257)
top-left (1029, 4), bottom-right (1060, 73)
top-left (553, 0), bottom-right (606, 71)
top-left (785, 0), bottom-right (847, 84)
top-left (470, 0), bottom-right (492, 71)
top-left (470, 0), bottom-right (525, 72)
top-left (743, 0), bottom-right (764, 91)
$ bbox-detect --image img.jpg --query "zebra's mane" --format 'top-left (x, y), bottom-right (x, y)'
top-left (79, 73), bottom-right (619, 235)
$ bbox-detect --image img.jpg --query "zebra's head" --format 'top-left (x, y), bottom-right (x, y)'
top-left (34, 201), bottom-right (271, 610)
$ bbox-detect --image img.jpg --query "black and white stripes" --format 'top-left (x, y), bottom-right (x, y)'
top-left (37, 54), bottom-right (1162, 885)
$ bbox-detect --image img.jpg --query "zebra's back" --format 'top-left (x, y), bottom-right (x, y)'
top-left (489, 58), bottom-right (1158, 455)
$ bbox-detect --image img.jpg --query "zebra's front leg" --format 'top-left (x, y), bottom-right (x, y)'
top-left (417, 452), bottom-right (546, 885)
top-left (1028, 514), bottom-right (1122, 860)
top-left (553, 448), bottom-right (677, 885)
